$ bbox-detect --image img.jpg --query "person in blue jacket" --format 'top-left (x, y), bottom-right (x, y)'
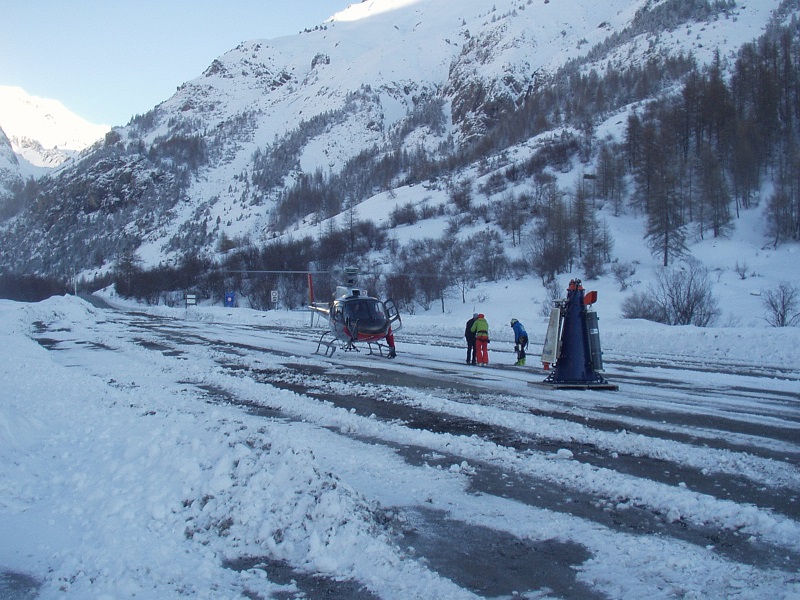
top-left (510, 318), bottom-right (528, 365)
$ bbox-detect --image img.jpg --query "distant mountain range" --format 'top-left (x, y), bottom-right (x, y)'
top-left (0, 85), bottom-right (109, 170)
top-left (0, 85), bottom-right (109, 212)
top-left (0, 0), bottom-right (796, 288)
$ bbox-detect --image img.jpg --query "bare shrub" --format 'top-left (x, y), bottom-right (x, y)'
top-left (449, 178), bottom-right (473, 213)
top-left (622, 261), bottom-right (720, 326)
top-left (621, 290), bottom-right (667, 322)
top-left (611, 260), bottom-right (637, 290)
top-left (734, 260), bottom-right (748, 280)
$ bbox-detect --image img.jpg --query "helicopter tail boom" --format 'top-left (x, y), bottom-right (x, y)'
top-left (309, 302), bottom-right (331, 316)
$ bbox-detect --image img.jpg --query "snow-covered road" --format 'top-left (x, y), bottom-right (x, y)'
top-left (1, 295), bottom-right (799, 599)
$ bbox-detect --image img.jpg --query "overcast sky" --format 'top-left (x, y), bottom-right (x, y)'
top-left (0, 0), bottom-right (349, 126)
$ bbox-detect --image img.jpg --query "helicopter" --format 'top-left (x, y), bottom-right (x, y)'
top-left (308, 268), bottom-right (402, 358)
top-left (225, 266), bottom-right (403, 357)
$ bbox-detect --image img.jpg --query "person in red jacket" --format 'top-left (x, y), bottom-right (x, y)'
top-left (470, 313), bottom-right (489, 365)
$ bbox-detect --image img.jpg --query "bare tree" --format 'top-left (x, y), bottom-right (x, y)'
top-left (469, 230), bottom-right (509, 282)
top-left (529, 184), bottom-right (573, 283)
top-left (621, 290), bottom-right (666, 322)
top-left (761, 283), bottom-right (800, 327)
top-left (635, 118), bottom-right (687, 266)
top-left (539, 278), bottom-right (563, 318)
top-left (654, 261), bottom-right (720, 326)
top-left (766, 186), bottom-right (794, 249)
top-left (596, 141), bottom-right (626, 216)
top-left (444, 239), bottom-right (474, 303)
top-left (572, 175), bottom-right (592, 258)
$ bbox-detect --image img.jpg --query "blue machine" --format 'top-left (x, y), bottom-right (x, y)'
top-left (541, 279), bottom-right (617, 390)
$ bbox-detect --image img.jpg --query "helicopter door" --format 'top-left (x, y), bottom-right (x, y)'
top-left (332, 303), bottom-right (344, 323)
top-left (384, 299), bottom-right (402, 332)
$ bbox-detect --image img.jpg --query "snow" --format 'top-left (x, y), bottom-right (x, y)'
top-left (0, 297), bottom-right (468, 599)
top-left (1, 284), bottom-right (798, 598)
top-left (2, 1), bottom-right (800, 596)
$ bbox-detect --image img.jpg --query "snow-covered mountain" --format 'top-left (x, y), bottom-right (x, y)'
top-left (0, 85), bottom-right (110, 172)
top-left (0, 0), bottom-right (796, 288)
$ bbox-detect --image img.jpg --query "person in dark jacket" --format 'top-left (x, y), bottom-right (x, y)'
top-left (464, 313), bottom-right (478, 365)
top-left (470, 313), bottom-right (490, 365)
top-left (510, 318), bottom-right (528, 365)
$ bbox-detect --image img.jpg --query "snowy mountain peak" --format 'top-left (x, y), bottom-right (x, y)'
top-left (332, 0), bottom-right (424, 22)
top-left (0, 85), bottom-right (110, 168)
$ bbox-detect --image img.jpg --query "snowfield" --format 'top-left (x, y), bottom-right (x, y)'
top-left (1, 293), bottom-right (798, 599)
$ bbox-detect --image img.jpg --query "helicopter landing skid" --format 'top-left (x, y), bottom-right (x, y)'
top-left (366, 341), bottom-right (388, 356)
top-left (314, 332), bottom-right (391, 358)
top-left (314, 332), bottom-right (338, 357)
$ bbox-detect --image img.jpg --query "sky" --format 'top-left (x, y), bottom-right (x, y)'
top-left (0, 0), bottom-right (350, 127)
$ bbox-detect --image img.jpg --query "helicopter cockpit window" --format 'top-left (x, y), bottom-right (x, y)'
top-left (344, 299), bottom-right (387, 324)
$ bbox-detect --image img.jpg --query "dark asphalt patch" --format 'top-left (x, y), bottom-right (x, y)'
top-left (224, 557), bottom-right (380, 599)
top-left (394, 507), bottom-right (600, 599)
top-left (0, 570), bottom-right (40, 600)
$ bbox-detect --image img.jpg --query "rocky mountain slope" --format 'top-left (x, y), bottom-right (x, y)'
top-left (0, 126), bottom-right (20, 206)
top-left (0, 0), bottom-right (793, 282)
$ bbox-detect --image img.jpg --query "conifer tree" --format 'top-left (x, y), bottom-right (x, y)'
top-left (642, 135), bottom-right (686, 266)
top-left (696, 144), bottom-right (733, 238)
